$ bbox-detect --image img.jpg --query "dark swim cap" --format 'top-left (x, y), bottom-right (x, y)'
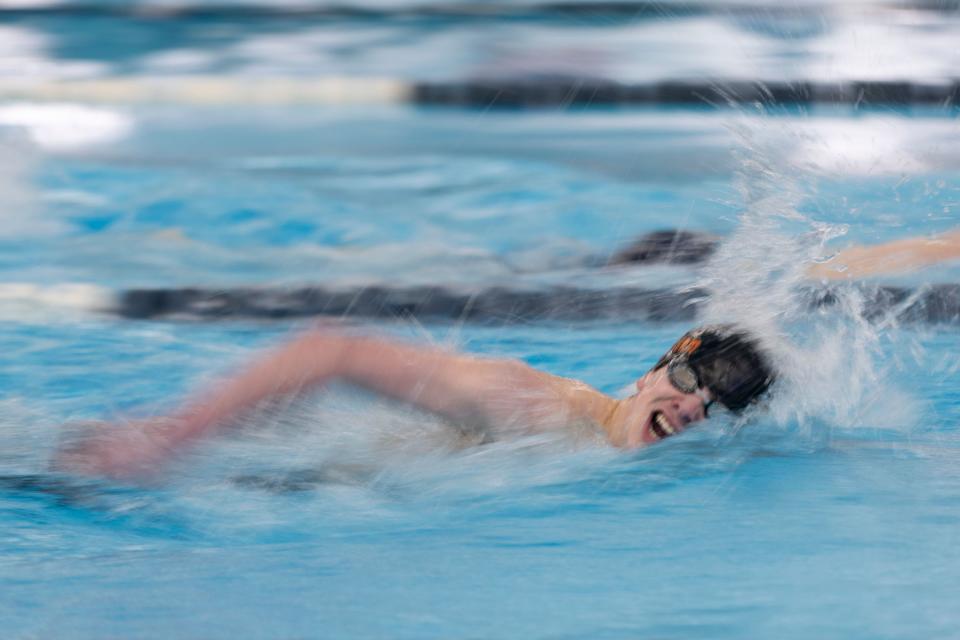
top-left (654, 325), bottom-right (775, 412)
top-left (608, 229), bottom-right (720, 266)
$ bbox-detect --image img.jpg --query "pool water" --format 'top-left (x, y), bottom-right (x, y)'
top-left (3, 4), bottom-right (960, 639)
top-left (2, 103), bottom-right (959, 638)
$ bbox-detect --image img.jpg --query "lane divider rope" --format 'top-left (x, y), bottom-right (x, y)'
top-left (4, 1), bottom-right (955, 19)
top-left (1, 282), bottom-right (958, 325)
top-left (1, 77), bottom-right (957, 108)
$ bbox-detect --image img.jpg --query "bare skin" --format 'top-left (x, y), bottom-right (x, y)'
top-left (56, 331), bottom-right (710, 480)
top-left (808, 229), bottom-right (960, 280)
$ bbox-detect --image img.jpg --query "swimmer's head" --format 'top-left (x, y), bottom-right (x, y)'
top-left (606, 325), bottom-right (775, 448)
top-left (607, 229), bottom-right (720, 266)
top-left (652, 325), bottom-right (775, 413)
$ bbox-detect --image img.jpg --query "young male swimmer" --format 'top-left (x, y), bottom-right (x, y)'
top-left (58, 325), bottom-right (774, 479)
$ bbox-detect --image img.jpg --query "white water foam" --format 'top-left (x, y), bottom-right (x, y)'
top-left (695, 107), bottom-right (923, 435)
top-left (0, 103), bottom-right (134, 150)
top-left (0, 0), bottom-right (60, 6)
top-left (0, 283), bottom-right (114, 321)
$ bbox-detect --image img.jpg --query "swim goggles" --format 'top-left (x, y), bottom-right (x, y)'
top-left (665, 359), bottom-right (714, 414)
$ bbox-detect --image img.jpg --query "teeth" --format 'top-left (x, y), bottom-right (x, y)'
top-left (655, 412), bottom-right (675, 436)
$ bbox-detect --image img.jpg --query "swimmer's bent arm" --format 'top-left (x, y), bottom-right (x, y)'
top-left (174, 331), bottom-right (556, 440)
top-left (58, 331), bottom-right (605, 477)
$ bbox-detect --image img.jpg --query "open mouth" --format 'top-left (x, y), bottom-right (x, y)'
top-left (649, 410), bottom-right (676, 440)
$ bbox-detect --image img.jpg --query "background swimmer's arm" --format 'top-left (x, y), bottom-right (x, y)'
top-left (808, 229), bottom-right (960, 280)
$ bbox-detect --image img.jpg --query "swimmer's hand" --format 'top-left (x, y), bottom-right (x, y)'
top-left (52, 418), bottom-right (187, 481)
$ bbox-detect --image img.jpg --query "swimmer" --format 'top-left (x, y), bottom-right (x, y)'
top-left (114, 228), bottom-right (960, 322)
top-left (610, 227), bottom-right (960, 275)
top-left (610, 227), bottom-right (960, 278)
top-left (56, 324), bottom-right (774, 480)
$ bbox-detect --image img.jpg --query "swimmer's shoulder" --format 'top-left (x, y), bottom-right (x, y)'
top-left (488, 357), bottom-right (615, 425)
top-left (416, 351), bottom-right (613, 435)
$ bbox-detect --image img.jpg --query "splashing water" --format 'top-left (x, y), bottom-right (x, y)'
top-left (696, 106), bottom-right (921, 437)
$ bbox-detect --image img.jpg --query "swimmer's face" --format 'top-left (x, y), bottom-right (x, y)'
top-left (617, 367), bottom-right (712, 448)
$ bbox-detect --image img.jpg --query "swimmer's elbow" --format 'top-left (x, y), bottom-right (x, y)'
top-left (274, 329), bottom-right (361, 389)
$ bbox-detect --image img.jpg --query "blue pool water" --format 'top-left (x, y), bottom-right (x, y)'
top-left (3, 4), bottom-right (960, 638)
top-left (2, 104), bottom-right (960, 638)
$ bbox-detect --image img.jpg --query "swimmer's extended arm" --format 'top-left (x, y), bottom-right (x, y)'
top-left (808, 229), bottom-right (960, 280)
top-left (173, 331), bottom-right (560, 438)
top-left (57, 331), bottom-right (609, 478)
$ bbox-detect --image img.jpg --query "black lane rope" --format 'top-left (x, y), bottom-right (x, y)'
top-left (3, 77), bottom-right (956, 108)
top-left (2, 1), bottom-right (959, 19)
top-left (3, 77), bottom-right (957, 108)
top-left (116, 283), bottom-right (960, 325)
top-left (413, 79), bottom-right (960, 108)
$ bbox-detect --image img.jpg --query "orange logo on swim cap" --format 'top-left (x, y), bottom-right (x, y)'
top-left (671, 336), bottom-right (702, 356)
